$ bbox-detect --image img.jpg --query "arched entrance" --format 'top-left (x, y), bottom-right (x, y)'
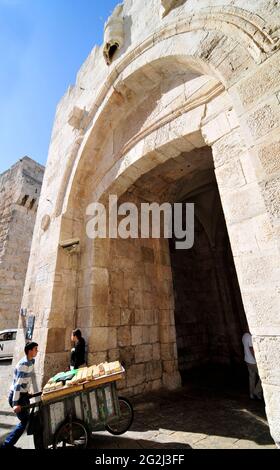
top-left (16, 2), bottom-right (280, 446)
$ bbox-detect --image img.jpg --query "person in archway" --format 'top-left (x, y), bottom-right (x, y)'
top-left (1, 341), bottom-right (38, 449)
top-left (242, 330), bottom-right (263, 400)
top-left (70, 329), bottom-right (87, 370)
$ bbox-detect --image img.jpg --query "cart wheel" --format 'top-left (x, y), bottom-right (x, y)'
top-left (53, 419), bottom-right (88, 449)
top-left (105, 397), bottom-right (134, 435)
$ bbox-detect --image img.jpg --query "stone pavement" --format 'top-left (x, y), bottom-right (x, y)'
top-left (0, 361), bottom-right (276, 449)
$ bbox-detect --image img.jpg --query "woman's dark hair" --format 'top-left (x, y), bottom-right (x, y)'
top-left (72, 329), bottom-right (82, 340)
top-left (24, 341), bottom-right (38, 355)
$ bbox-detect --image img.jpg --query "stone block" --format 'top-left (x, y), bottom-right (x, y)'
top-left (163, 359), bottom-right (177, 373)
top-left (151, 379), bottom-right (162, 391)
top-left (108, 348), bottom-right (120, 362)
top-left (135, 344), bottom-right (153, 363)
top-left (45, 328), bottom-right (66, 353)
top-left (158, 309), bottom-right (175, 325)
top-left (117, 326), bottom-right (131, 347)
top-left (239, 150), bottom-right (263, 184)
top-left (143, 325), bottom-right (159, 344)
top-left (162, 371), bottom-right (181, 390)
top-left (237, 52), bottom-right (280, 108)
top-left (108, 306), bottom-right (121, 326)
top-left (119, 346), bottom-right (135, 367)
top-left (160, 342), bottom-right (177, 360)
top-left (126, 364), bottom-right (145, 387)
top-left (242, 286), bottom-right (280, 333)
top-left (235, 253), bottom-right (280, 289)
top-left (202, 109), bottom-right (239, 145)
top-left (258, 139), bottom-right (280, 177)
top-left (44, 352), bottom-right (69, 380)
top-left (91, 305), bottom-right (108, 327)
top-left (120, 308), bottom-right (134, 325)
top-left (88, 351), bottom-right (107, 365)
top-left (215, 159), bottom-right (246, 192)
top-left (211, 129), bottom-right (247, 168)
top-left (153, 343), bottom-right (161, 361)
top-left (88, 327), bottom-right (117, 351)
top-left (91, 283), bottom-right (109, 306)
top-left (221, 183), bottom-right (266, 225)
top-left (254, 213), bottom-right (278, 252)
top-left (141, 246), bottom-right (155, 263)
top-left (131, 326), bottom-right (143, 345)
top-left (246, 100), bottom-right (280, 140)
top-left (261, 176), bottom-right (280, 220)
top-left (145, 360), bottom-right (162, 381)
top-left (135, 309), bottom-right (156, 325)
top-left (76, 307), bottom-right (95, 328)
top-left (254, 336), bottom-right (280, 374)
top-left (159, 325), bottom-right (176, 343)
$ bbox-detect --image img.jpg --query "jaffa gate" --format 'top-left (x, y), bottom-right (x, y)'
top-left (11, 0), bottom-right (280, 448)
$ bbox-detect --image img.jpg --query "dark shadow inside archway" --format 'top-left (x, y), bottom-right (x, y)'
top-left (169, 183), bottom-right (249, 395)
top-left (124, 144), bottom-right (251, 397)
top-left (87, 144), bottom-right (273, 448)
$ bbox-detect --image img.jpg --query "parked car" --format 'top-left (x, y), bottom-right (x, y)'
top-left (0, 329), bottom-right (17, 359)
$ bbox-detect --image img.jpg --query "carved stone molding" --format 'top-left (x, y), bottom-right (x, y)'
top-left (55, 6), bottom-right (280, 217)
top-left (119, 80), bottom-right (224, 162)
top-left (94, 7), bottom-right (279, 125)
top-left (103, 4), bottom-right (124, 66)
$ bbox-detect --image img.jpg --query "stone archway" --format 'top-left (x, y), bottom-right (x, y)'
top-left (16, 1), bottom-right (280, 446)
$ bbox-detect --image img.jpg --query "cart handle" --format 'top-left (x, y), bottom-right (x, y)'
top-left (28, 392), bottom-right (42, 399)
top-left (22, 402), bottom-right (41, 410)
top-left (19, 392), bottom-right (43, 410)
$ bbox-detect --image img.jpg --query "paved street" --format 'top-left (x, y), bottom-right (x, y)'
top-left (0, 361), bottom-right (276, 449)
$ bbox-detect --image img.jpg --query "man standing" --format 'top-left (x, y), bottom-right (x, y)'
top-left (70, 329), bottom-right (86, 370)
top-left (242, 331), bottom-right (263, 400)
top-left (1, 341), bottom-right (38, 449)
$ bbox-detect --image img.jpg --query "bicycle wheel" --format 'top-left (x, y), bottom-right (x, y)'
top-left (53, 419), bottom-right (88, 449)
top-left (105, 397), bottom-right (134, 435)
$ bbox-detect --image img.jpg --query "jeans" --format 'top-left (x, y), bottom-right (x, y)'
top-left (1, 391), bottom-right (30, 448)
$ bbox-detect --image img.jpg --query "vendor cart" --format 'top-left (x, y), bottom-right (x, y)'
top-left (27, 368), bottom-right (133, 449)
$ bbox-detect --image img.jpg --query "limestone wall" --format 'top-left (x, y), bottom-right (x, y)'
top-left (0, 157), bottom-right (44, 330)
top-left (14, 0), bottom-right (280, 445)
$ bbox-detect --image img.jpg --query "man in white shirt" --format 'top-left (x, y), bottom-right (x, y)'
top-left (242, 331), bottom-right (263, 400)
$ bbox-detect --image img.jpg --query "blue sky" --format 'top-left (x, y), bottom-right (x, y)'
top-left (0, 0), bottom-right (119, 174)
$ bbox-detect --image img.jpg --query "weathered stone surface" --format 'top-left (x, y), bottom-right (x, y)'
top-left (246, 102), bottom-right (280, 139)
top-left (126, 363), bottom-right (145, 387)
top-left (0, 157), bottom-right (44, 330)
top-left (117, 325), bottom-right (131, 347)
top-left (221, 183), bottom-right (266, 225)
top-left (261, 176), bottom-right (280, 220)
top-left (135, 344), bottom-right (153, 363)
top-left (215, 159), bottom-right (246, 191)
top-left (11, 0), bottom-right (280, 447)
top-left (46, 328), bottom-right (67, 353)
top-left (237, 53), bottom-right (280, 107)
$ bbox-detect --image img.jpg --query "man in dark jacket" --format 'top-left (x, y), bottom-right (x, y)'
top-left (70, 329), bottom-right (86, 370)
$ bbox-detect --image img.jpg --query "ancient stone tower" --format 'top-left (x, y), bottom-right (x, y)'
top-left (14, 0), bottom-right (280, 446)
top-left (0, 157), bottom-right (44, 330)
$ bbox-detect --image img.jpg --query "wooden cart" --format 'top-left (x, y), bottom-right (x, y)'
top-left (28, 368), bottom-right (133, 449)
